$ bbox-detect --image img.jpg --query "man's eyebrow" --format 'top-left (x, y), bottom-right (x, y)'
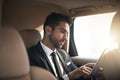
top-left (60, 28), bottom-right (69, 34)
top-left (60, 28), bottom-right (67, 32)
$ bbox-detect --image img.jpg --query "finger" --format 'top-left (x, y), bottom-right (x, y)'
top-left (80, 65), bottom-right (92, 73)
top-left (85, 63), bottom-right (96, 68)
top-left (82, 69), bottom-right (90, 75)
top-left (79, 66), bottom-right (92, 78)
top-left (85, 63), bottom-right (96, 67)
top-left (83, 66), bottom-right (92, 74)
top-left (82, 69), bottom-right (91, 78)
top-left (80, 66), bottom-right (92, 75)
top-left (86, 66), bottom-right (92, 71)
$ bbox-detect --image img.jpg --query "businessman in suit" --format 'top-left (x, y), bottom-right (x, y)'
top-left (27, 12), bottom-right (95, 80)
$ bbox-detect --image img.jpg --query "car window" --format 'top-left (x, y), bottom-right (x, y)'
top-left (74, 12), bottom-right (116, 59)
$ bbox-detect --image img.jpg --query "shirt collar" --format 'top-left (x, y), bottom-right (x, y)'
top-left (40, 41), bottom-right (56, 56)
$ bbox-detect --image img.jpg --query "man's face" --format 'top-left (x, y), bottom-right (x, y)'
top-left (49, 21), bottom-right (69, 49)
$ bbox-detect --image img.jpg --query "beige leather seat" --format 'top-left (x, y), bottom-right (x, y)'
top-left (102, 11), bottom-right (120, 80)
top-left (102, 49), bottom-right (120, 80)
top-left (20, 29), bottom-right (41, 48)
top-left (30, 66), bottom-right (56, 80)
top-left (110, 11), bottom-right (120, 47)
top-left (0, 27), bottom-right (56, 80)
top-left (0, 27), bottom-right (30, 80)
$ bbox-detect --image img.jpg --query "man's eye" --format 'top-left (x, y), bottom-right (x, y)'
top-left (61, 31), bottom-right (65, 34)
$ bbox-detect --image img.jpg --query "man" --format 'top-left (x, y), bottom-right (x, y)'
top-left (27, 12), bottom-right (95, 80)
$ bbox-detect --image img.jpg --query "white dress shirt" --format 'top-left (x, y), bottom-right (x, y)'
top-left (40, 41), bottom-right (69, 80)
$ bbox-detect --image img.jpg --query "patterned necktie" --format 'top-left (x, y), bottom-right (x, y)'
top-left (51, 52), bottom-right (62, 78)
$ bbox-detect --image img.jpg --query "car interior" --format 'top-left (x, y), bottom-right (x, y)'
top-left (0, 0), bottom-right (120, 80)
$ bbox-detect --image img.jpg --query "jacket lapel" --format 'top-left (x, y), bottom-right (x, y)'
top-left (56, 50), bottom-right (69, 73)
top-left (36, 42), bottom-right (56, 75)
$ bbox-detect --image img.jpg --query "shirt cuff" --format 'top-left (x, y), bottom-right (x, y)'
top-left (63, 74), bottom-right (69, 80)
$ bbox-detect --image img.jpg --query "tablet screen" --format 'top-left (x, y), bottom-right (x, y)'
top-left (90, 49), bottom-right (106, 76)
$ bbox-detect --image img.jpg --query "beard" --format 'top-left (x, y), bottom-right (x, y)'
top-left (49, 33), bottom-right (64, 49)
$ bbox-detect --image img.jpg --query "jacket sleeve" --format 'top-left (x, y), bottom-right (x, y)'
top-left (57, 49), bottom-right (77, 73)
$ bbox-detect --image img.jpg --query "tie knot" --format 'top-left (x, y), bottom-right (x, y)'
top-left (51, 52), bottom-right (56, 57)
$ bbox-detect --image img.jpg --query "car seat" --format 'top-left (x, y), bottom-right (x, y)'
top-left (0, 27), bottom-right (56, 80)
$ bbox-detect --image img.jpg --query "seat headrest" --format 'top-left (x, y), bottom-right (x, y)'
top-left (20, 29), bottom-right (41, 48)
top-left (110, 11), bottom-right (120, 38)
top-left (0, 27), bottom-right (30, 79)
top-left (110, 11), bottom-right (120, 48)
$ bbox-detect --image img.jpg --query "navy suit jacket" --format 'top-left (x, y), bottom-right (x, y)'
top-left (27, 41), bottom-right (77, 79)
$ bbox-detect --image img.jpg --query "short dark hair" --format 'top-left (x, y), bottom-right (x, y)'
top-left (43, 12), bottom-right (73, 32)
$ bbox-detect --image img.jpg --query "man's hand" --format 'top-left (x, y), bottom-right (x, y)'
top-left (85, 63), bottom-right (96, 68)
top-left (67, 63), bottom-right (96, 80)
top-left (79, 63), bottom-right (96, 78)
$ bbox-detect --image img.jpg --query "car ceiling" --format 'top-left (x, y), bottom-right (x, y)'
top-left (1, 0), bottom-right (120, 31)
top-left (35, 0), bottom-right (117, 9)
top-left (35, 0), bottom-right (120, 16)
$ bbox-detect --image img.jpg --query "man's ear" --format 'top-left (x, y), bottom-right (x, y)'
top-left (45, 26), bottom-right (52, 34)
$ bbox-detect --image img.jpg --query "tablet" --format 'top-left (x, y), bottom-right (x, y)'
top-left (90, 49), bottom-right (106, 77)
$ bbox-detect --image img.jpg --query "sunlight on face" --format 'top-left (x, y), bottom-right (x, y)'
top-left (74, 12), bottom-right (116, 59)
